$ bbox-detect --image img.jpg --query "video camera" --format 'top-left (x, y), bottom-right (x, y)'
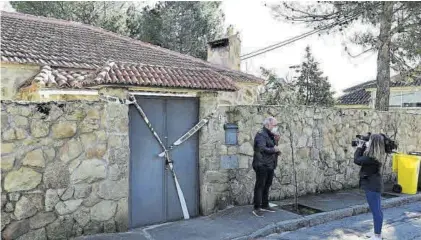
top-left (351, 132), bottom-right (397, 154)
top-left (351, 132), bottom-right (371, 147)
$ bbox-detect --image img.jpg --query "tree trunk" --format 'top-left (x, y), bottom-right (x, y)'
top-left (375, 2), bottom-right (394, 111)
top-left (306, 74), bottom-right (309, 105)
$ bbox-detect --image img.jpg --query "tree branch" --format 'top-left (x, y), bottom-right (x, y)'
top-left (345, 47), bottom-right (376, 58)
top-left (390, 51), bottom-right (415, 73)
top-left (391, 20), bottom-right (421, 34)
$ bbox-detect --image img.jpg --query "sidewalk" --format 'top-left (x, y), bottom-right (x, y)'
top-left (264, 202), bottom-right (421, 240)
top-left (75, 188), bottom-right (421, 240)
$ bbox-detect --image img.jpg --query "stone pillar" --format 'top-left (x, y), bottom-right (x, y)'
top-left (102, 98), bottom-right (130, 232)
top-left (198, 92), bottom-right (240, 215)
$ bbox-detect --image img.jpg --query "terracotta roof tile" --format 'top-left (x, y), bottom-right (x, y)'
top-left (1, 11), bottom-right (263, 89)
top-left (97, 62), bottom-right (239, 91)
top-left (21, 62), bottom-right (237, 91)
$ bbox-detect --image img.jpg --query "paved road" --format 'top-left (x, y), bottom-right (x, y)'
top-left (264, 202), bottom-right (421, 240)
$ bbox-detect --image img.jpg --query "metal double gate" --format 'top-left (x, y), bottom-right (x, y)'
top-left (129, 95), bottom-right (199, 228)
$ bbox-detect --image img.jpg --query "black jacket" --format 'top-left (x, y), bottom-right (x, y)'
top-left (252, 128), bottom-right (279, 170)
top-left (354, 147), bottom-right (383, 192)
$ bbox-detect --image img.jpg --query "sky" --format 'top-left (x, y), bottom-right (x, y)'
top-left (0, 1), bottom-right (13, 12)
top-left (0, 1), bottom-right (382, 96)
top-left (221, 1), bottom-right (380, 96)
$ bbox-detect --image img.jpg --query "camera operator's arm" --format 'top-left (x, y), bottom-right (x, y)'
top-left (353, 147), bottom-right (365, 166)
top-left (354, 142), bottom-right (380, 166)
top-left (255, 133), bottom-right (279, 154)
top-left (354, 140), bottom-right (368, 166)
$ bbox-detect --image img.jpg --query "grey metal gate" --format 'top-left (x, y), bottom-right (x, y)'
top-left (129, 96), bottom-right (199, 228)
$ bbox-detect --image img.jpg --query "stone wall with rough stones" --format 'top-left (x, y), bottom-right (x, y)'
top-left (1, 100), bottom-right (129, 240)
top-left (2, 98), bottom-right (421, 236)
top-left (217, 83), bottom-right (261, 106)
top-left (199, 105), bottom-right (421, 214)
top-left (1, 65), bottom-right (40, 101)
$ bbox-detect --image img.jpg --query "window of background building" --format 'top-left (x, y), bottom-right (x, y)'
top-left (388, 90), bottom-right (421, 108)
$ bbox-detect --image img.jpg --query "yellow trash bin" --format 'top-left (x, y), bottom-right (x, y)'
top-left (392, 153), bottom-right (421, 194)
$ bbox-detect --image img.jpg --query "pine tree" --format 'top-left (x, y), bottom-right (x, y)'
top-left (126, 2), bottom-right (224, 59)
top-left (295, 46), bottom-right (335, 106)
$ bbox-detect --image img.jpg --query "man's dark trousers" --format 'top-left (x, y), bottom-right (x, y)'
top-left (253, 166), bottom-right (274, 209)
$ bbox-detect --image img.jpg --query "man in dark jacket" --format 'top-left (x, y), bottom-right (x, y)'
top-left (252, 117), bottom-right (280, 217)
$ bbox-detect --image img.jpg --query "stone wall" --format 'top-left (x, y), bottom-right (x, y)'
top-left (3, 97), bottom-right (420, 237)
top-left (1, 100), bottom-right (129, 240)
top-left (217, 82), bottom-right (261, 106)
top-left (1, 65), bottom-right (40, 101)
top-left (199, 105), bottom-right (421, 214)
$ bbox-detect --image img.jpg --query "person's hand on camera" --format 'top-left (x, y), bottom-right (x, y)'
top-left (274, 146), bottom-right (280, 152)
top-left (356, 140), bottom-right (365, 148)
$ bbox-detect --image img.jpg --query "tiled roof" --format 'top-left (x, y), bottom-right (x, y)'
top-left (212, 68), bottom-right (263, 83)
top-left (1, 11), bottom-right (263, 91)
top-left (343, 75), bottom-right (421, 93)
top-left (338, 75), bottom-right (421, 105)
top-left (20, 63), bottom-right (238, 91)
top-left (20, 66), bottom-right (94, 89)
top-left (337, 89), bottom-right (371, 105)
top-left (365, 77), bottom-right (421, 88)
top-left (342, 80), bottom-right (376, 93)
top-left (91, 62), bottom-right (238, 91)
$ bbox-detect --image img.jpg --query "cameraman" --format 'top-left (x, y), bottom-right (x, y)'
top-left (354, 134), bottom-right (386, 240)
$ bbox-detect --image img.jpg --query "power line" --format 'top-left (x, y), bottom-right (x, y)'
top-left (240, 17), bottom-right (355, 60)
top-left (241, 28), bottom-right (321, 60)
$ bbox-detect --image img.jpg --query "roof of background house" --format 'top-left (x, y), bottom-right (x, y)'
top-left (342, 80), bottom-right (376, 93)
top-left (337, 89), bottom-right (371, 105)
top-left (0, 11), bottom-right (262, 91)
top-left (338, 74), bottom-right (421, 105)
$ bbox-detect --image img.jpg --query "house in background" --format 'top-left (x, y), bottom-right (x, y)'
top-left (337, 74), bottom-right (421, 109)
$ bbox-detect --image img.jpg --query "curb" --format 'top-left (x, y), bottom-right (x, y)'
top-left (233, 194), bottom-right (421, 240)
